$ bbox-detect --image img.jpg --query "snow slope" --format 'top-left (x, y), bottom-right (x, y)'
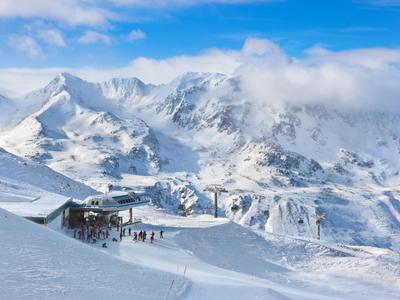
top-left (110, 206), bottom-right (400, 300)
top-left (0, 148), bottom-right (95, 199)
top-left (1, 200), bottom-right (399, 300)
top-left (0, 208), bottom-right (187, 300)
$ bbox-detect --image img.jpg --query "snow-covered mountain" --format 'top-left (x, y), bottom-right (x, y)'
top-left (0, 147), bottom-right (95, 200)
top-left (1, 72), bottom-right (400, 250)
top-left (1, 74), bottom-right (166, 190)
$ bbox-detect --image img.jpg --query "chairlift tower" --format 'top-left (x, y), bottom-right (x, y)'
top-left (312, 213), bottom-right (326, 240)
top-left (204, 184), bottom-right (228, 218)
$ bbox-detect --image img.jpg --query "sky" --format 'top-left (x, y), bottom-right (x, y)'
top-left (0, 0), bottom-right (400, 94)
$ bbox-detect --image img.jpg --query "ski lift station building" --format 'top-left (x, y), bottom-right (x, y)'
top-left (0, 190), bottom-right (150, 228)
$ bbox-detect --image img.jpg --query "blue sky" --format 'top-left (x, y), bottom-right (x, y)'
top-left (1, 0), bottom-right (400, 95)
top-left (1, 0), bottom-right (400, 69)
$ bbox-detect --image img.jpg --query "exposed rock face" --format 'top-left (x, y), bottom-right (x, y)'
top-left (145, 180), bottom-right (211, 215)
top-left (339, 148), bottom-right (374, 168)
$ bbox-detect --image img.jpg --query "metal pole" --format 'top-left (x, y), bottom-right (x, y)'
top-left (316, 219), bottom-right (321, 240)
top-left (214, 192), bottom-right (218, 218)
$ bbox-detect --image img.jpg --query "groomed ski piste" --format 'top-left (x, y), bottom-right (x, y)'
top-left (1, 205), bottom-right (399, 300)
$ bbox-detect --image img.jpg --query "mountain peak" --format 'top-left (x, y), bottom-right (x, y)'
top-left (52, 72), bottom-right (86, 86)
top-left (41, 72), bottom-right (99, 100)
top-left (170, 72), bottom-right (228, 90)
top-left (100, 77), bottom-right (151, 100)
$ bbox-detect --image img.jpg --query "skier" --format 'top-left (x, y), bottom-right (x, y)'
top-left (128, 227), bottom-right (131, 236)
top-left (150, 231), bottom-right (155, 244)
top-left (143, 231), bottom-right (147, 242)
top-left (133, 232), bottom-right (137, 241)
top-left (102, 242), bottom-right (107, 248)
top-left (73, 229), bottom-right (77, 239)
top-left (106, 229), bottom-right (109, 239)
top-left (138, 230), bottom-right (143, 241)
top-left (160, 230), bottom-right (164, 239)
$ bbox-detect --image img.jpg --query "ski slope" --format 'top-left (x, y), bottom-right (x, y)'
top-left (1, 203), bottom-right (399, 300)
top-left (0, 208), bottom-right (187, 300)
top-left (98, 206), bottom-right (400, 300)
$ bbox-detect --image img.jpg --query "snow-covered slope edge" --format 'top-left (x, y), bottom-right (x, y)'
top-left (0, 148), bottom-right (95, 199)
top-left (0, 208), bottom-right (187, 299)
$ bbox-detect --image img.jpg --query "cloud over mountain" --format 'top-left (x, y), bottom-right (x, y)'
top-left (2, 38), bottom-right (400, 113)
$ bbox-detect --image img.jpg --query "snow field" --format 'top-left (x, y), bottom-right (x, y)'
top-left (0, 208), bottom-right (187, 300)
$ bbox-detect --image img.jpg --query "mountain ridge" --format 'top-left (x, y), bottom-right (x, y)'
top-left (0, 72), bottom-right (400, 249)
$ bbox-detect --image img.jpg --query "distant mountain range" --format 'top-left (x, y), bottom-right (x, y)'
top-left (1, 72), bottom-right (399, 249)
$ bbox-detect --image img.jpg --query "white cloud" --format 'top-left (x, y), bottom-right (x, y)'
top-left (7, 35), bottom-right (42, 57)
top-left (37, 29), bottom-right (66, 47)
top-left (0, 0), bottom-right (111, 26)
top-left (78, 31), bottom-right (111, 45)
top-left (127, 29), bottom-right (147, 42)
top-left (1, 38), bottom-right (400, 113)
top-left (0, 0), bottom-right (275, 27)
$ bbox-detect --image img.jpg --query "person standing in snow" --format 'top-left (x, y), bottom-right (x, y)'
top-left (73, 229), bottom-right (77, 239)
top-left (128, 227), bottom-right (131, 236)
top-left (138, 230), bottom-right (143, 241)
top-left (150, 231), bottom-right (155, 244)
top-left (106, 229), bottom-right (109, 239)
top-left (133, 231), bottom-right (137, 241)
top-left (143, 231), bottom-right (147, 242)
top-left (160, 230), bottom-right (164, 239)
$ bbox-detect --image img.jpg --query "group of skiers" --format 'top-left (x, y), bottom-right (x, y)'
top-left (132, 230), bottom-right (164, 243)
top-left (73, 225), bottom-right (165, 245)
top-left (73, 225), bottom-right (110, 242)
